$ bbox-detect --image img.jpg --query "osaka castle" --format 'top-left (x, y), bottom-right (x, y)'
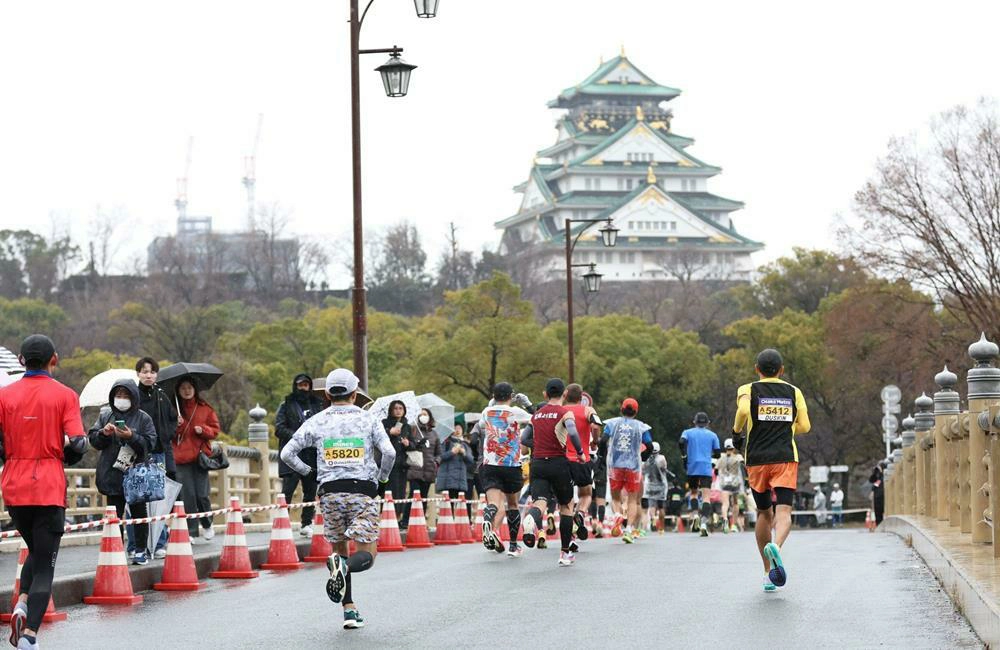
top-left (496, 53), bottom-right (763, 281)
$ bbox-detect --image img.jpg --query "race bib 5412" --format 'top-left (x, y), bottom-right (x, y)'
top-left (758, 397), bottom-right (793, 422)
top-left (323, 437), bottom-right (365, 466)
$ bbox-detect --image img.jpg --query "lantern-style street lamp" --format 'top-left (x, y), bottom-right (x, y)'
top-left (375, 50), bottom-right (417, 97)
top-left (565, 216), bottom-right (618, 381)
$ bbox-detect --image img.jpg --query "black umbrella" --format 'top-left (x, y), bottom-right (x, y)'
top-left (157, 362), bottom-right (224, 398)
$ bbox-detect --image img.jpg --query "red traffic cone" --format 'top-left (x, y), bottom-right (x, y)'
top-left (304, 512), bottom-right (334, 562)
top-left (676, 514), bottom-right (685, 533)
top-left (433, 497), bottom-right (459, 545)
top-left (405, 490), bottom-right (433, 549)
top-left (261, 494), bottom-right (304, 570)
top-left (0, 540), bottom-right (66, 623)
top-left (211, 497), bottom-right (258, 579)
top-left (473, 496), bottom-right (486, 530)
top-left (455, 492), bottom-right (474, 544)
top-left (154, 501), bottom-right (202, 591)
top-left (866, 509), bottom-right (876, 532)
top-left (377, 491), bottom-right (405, 552)
top-left (84, 506), bottom-right (143, 605)
top-left (499, 513), bottom-right (511, 542)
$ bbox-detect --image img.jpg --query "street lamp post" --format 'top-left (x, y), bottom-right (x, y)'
top-left (565, 216), bottom-right (618, 383)
top-left (349, 0), bottom-right (436, 390)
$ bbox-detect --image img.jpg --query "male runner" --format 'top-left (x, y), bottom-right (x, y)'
top-left (679, 412), bottom-right (720, 537)
top-left (589, 438), bottom-right (608, 538)
top-left (280, 368), bottom-right (396, 630)
top-left (0, 335), bottom-right (88, 649)
top-left (641, 442), bottom-right (669, 534)
top-left (601, 398), bottom-right (653, 544)
top-left (562, 383), bottom-right (602, 544)
top-left (519, 378), bottom-right (584, 567)
top-left (731, 348), bottom-right (810, 593)
top-left (717, 438), bottom-right (746, 533)
top-left (471, 382), bottom-right (531, 558)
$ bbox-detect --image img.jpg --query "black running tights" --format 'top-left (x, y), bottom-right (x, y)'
top-left (9, 505), bottom-right (65, 632)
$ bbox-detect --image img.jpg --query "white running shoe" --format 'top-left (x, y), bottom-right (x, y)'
top-left (521, 512), bottom-right (537, 548)
top-left (558, 551), bottom-right (576, 567)
top-left (202, 526), bottom-right (216, 541)
top-left (154, 548), bottom-right (167, 560)
top-left (507, 543), bottom-right (523, 558)
top-left (300, 525), bottom-right (313, 537)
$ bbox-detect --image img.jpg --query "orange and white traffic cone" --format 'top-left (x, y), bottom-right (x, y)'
top-left (377, 492), bottom-right (405, 552)
top-left (405, 490), bottom-right (433, 549)
top-left (84, 506), bottom-right (143, 605)
top-left (675, 514), bottom-right (685, 533)
top-left (261, 494), bottom-right (304, 570)
top-left (499, 513), bottom-right (511, 542)
top-left (455, 493), bottom-right (474, 544)
top-left (211, 497), bottom-right (258, 579)
top-left (474, 496), bottom-right (485, 530)
top-left (866, 509), bottom-right (876, 532)
top-left (433, 497), bottom-right (459, 545)
top-left (304, 512), bottom-right (334, 562)
top-left (153, 501), bottom-right (202, 591)
top-left (0, 540), bottom-right (66, 623)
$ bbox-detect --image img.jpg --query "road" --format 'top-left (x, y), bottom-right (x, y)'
top-left (37, 530), bottom-right (979, 649)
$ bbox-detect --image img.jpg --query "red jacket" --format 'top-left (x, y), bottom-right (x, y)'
top-left (172, 398), bottom-right (220, 465)
top-left (0, 375), bottom-right (85, 507)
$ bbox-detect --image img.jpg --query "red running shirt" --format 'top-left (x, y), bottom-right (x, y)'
top-left (564, 404), bottom-right (592, 462)
top-left (531, 403), bottom-right (570, 459)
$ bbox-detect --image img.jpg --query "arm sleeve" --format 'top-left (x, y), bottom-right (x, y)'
top-left (65, 435), bottom-right (88, 455)
top-left (793, 388), bottom-right (811, 434)
top-left (280, 423), bottom-right (313, 476)
top-left (519, 424), bottom-right (534, 449)
top-left (564, 416), bottom-right (583, 456)
top-left (374, 421), bottom-right (396, 482)
top-left (733, 386), bottom-right (751, 434)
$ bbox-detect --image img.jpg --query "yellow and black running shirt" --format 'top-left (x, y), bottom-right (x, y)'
top-left (733, 378), bottom-right (810, 467)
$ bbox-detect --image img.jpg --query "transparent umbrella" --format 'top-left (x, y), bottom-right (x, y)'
top-left (416, 393), bottom-right (455, 438)
top-left (79, 369), bottom-right (139, 408)
top-left (369, 391), bottom-right (421, 427)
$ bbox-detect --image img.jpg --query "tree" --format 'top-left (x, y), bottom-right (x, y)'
top-left (0, 298), bottom-right (68, 350)
top-left (849, 100), bottom-right (1000, 338)
top-left (434, 222), bottom-right (478, 293)
top-left (108, 299), bottom-right (254, 361)
top-left (368, 221), bottom-right (432, 315)
top-left (0, 230), bottom-right (79, 299)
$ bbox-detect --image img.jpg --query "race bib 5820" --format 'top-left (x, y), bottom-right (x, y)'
top-left (323, 437), bottom-right (365, 466)
top-left (758, 397), bottom-right (793, 422)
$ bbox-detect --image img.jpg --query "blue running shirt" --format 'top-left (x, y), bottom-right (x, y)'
top-left (603, 417), bottom-right (653, 471)
top-left (680, 427), bottom-right (720, 476)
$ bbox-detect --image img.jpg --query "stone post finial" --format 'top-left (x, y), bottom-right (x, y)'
top-left (968, 333), bottom-right (1000, 400)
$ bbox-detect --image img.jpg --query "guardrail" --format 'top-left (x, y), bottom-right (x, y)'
top-left (884, 334), bottom-right (1000, 556)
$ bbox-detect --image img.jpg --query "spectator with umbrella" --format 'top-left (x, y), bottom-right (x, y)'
top-left (275, 373), bottom-right (324, 536)
top-left (379, 400), bottom-right (412, 503)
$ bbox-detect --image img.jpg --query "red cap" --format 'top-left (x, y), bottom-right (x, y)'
top-left (621, 398), bottom-right (639, 413)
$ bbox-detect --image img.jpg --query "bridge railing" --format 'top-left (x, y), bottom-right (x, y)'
top-left (884, 334), bottom-right (1000, 556)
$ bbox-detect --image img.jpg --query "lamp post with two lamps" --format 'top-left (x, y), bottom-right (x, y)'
top-left (565, 216), bottom-right (619, 383)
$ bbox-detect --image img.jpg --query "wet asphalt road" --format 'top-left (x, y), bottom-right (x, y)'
top-left (36, 529), bottom-right (980, 649)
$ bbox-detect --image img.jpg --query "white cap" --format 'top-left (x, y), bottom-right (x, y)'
top-left (325, 368), bottom-right (359, 397)
top-left (724, 438), bottom-right (735, 449)
top-left (652, 441), bottom-right (661, 453)
top-left (833, 483), bottom-right (840, 489)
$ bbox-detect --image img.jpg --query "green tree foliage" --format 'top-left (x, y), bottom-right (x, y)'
top-left (56, 348), bottom-right (141, 393)
top-left (0, 298), bottom-right (67, 350)
top-left (734, 248), bottom-right (867, 317)
top-left (0, 230), bottom-right (79, 299)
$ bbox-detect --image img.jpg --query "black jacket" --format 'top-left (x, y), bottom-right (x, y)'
top-left (381, 400), bottom-right (412, 474)
top-left (137, 382), bottom-right (177, 474)
top-left (275, 374), bottom-right (325, 477)
top-left (87, 379), bottom-right (157, 497)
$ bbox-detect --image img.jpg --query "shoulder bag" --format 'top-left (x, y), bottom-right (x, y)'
top-left (198, 442), bottom-right (230, 471)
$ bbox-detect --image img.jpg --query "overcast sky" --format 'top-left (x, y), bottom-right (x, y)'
top-left (2, 0), bottom-right (999, 282)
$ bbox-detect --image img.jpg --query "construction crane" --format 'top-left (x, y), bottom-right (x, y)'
top-left (175, 136), bottom-right (194, 221)
top-left (242, 114), bottom-right (263, 227)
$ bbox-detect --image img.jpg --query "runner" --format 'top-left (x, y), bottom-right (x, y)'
top-left (600, 398), bottom-right (653, 544)
top-left (0, 335), bottom-right (88, 650)
top-left (519, 378), bottom-right (585, 566)
top-left (641, 442), bottom-right (669, 534)
top-left (470, 382), bottom-right (531, 558)
top-left (679, 412), bottom-right (720, 537)
top-left (731, 348), bottom-right (811, 593)
top-left (589, 436), bottom-right (608, 538)
top-left (717, 438), bottom-right (746, 533)
top-left (279, 368), bottom-right (396, 630)
top-left (562, 383), bottom-right (602, 546)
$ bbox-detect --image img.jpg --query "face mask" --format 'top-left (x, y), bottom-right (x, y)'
top-left (418, 415), bottom-right (430, 425)
top-left (114, 398), bottom-right (131, 411)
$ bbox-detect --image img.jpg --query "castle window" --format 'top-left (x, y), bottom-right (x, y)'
top-left (585, 178), bottom-right (592, 190)
top-left (626, 178), bottom-right (634, 190)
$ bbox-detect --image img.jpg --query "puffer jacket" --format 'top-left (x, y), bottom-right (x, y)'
top-left (435, 434), bottom-right (473, 493)
top-left (406, 424), bottom-right (440, 483)
top-left (173, 397), bottom-right (221, 465)
top-left (87, 379), bottom-right (157, 496)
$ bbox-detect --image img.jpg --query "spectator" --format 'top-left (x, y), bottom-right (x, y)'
top-left (379, 400), bottom-right (412, 503)
top-left (462, 422), bottom-right (480, 508)
top-left (870, 462), bottom-right (886, 525)
top-left (87, 380), bottom-right (157, 565)
top-left (813, 485), bottom-right (827, 527)
top-left (133, 357), bottom-right (177, 560)
top-left (173, 378), bottom-right (220, 542)
top-left (435, 425), bottom-right (474, 502)
top-left (830, 482), bottom-right (844, 527)
top-left (400, 408), bottom-right (440, 529)
top-left (275, 374), bottom-right (324, 537)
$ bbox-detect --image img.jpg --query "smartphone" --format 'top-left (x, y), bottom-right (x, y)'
top-left (114, 419), bottom-right (126, 429)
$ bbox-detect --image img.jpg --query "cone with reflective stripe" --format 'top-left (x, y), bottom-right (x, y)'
top-left (454, 492), bottom-right (475, 544)
top-left (84, 506), bottom-right (143, 605)
top-left (866, 509), bottom-right (876, 532)
top-left (377, 491), bottom-right (405, 552)
top-left (433, 496), bottom-right (459, 545)
top-left (154, 501), bottom-right (202, 591)
top-left (405, 490), bottom-right (433, 549)
top-left (304, 511), bottom-right (334, 562)
top-left (0, 540), bottom-right (66, 622)
top-left (473, 496), bottom-right (485, 529)
top-left (499, 512), bottom-right (511, 542)
top-left (211, 497), bottom-right (258, 578)
top-left (261, 493), bottom-right (304, 570)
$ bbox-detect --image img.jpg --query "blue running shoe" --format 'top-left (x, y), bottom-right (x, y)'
top-left (764, 542), bottom-right (786, 587)
top-left (763, 579), bottom-right (777, 593)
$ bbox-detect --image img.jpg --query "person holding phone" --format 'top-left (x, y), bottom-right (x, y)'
top-left (378, 400), bottom-right (411, 503)
top-left (87, 379), bottom-right (157, 565)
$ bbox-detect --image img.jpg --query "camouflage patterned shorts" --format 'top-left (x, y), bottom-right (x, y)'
top-left (320, 492), bottom-right (380, 544)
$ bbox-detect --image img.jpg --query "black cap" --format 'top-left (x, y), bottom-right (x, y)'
top-left (545, 378), bottom-right (565, 398)
top-left (693, 412), bottom-right (710, 425)
top-left (755, 349), bottom-right (783, 376)
top-left (492, 382), bottom-right (514, 401)
top-left (20, 334), bottom-right (55, 366)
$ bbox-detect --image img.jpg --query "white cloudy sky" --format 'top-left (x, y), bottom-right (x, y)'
top-left (2, 0), bottom-right (998, 282)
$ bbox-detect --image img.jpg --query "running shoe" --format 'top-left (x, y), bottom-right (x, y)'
top-left (154, 548), bottom-right (167, 560)
top-left (537, 535), bottom-right (548, 549)
top-left (594, 527), bottom-right (604, 539)
top-left (699, 520), bottom-right (709, 537)
top-left (492, 531), bottom-right (505, 554)
top-left (546, 514), bottom-right (556, 536)
top-left (764, 542), bottom-right (787, 586)
top-left (568, 541), bottom-right (579, 553)
top-left (558, 551), bottom-right (576, 567)
top-left (622, 531), bottom-right (633, 544)
top-left (9, 603), bottom-right (25, 647)
top-left (343, 609), bottom-right (366, 629)
top-left (762, 579), bottom-right (777, 593)
top-left (730, 525), bottom-right (739, 533)
top-left (132, 551), bottom-right (149, 566)
top-left (610, 515), bottom-right (624, 537)
top-left (522, 514), bottom-right (537, 548)
top-left (16, 638), bottom-right (36, 650)
top-left (573, 512), bottom-right (589, 541)
top-left (507, 543), bottom-right (523, 558)
top-left (300, 525), bottom-right (313, 538)
top-left (482, 520), bottom-right (496, 551)
top-left (326, 554), bottom-right (348, 603)
top-left (202, 525), bottom-right (215, 541)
